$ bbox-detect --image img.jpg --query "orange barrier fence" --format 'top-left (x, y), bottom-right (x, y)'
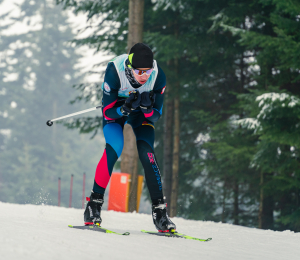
top-left (108, 172), bottom-right (144, 212)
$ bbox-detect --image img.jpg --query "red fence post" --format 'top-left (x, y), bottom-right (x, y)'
top-left (69, 174), bottom-right (74, 208)
top-left (82, 172), bottom-right (86, 209)
top-left (58, 177), bottom-right (61, 207)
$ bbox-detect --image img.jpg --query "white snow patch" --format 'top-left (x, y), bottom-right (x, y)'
top-left (0, 88), bottom-right (7, 95)
top-left (0, 129), bottom-right (11, 137)
top-left (235, 118), bottom-right (260, 129)
top-left (277, 147), bottom-right (282, 155)
top-left (3, 73), bottom-right (19, 82)
top-left (256, 93), bottom-right (300, 108)
top-left (10, 101), bottom-right (17, 108)
top-left (0, 202), bottom-right (299, 260)
top-left (195, 133), bottom-right (210, 144)
top-left (1, 111), bottom-right (8, 118)
top-left (255, 93), bottom-right (300, 119)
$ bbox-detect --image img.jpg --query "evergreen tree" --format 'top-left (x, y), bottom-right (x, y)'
top-left (0, 0), bottom-right (103, 207)
top-left (220, 0), bottom-right (300, 230)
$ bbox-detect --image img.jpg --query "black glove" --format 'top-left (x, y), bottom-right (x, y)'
top-left (140, 91), bottom-right (156, 114)
top-left (121, 91), bottom-right (141, 115)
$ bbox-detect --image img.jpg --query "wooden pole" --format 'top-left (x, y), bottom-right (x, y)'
top-left (170, 94), bottom-right (180, 217)
top-left (69, 174), bottom-right (74, 208)
top-left (82, 173), bottom-right (86, 209)
top-left (170, 18), bottom-right (180, 217)
top-left (58, 177), bottom-right (61, 207)
top-left (170, 58), bottom-right (180, 218)
top-left (163, 81), bottom-right (174, 215)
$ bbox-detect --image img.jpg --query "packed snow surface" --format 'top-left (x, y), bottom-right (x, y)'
top-left (0, 202), bottom-right (299, 260)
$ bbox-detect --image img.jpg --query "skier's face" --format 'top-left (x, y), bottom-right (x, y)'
top-left (132, 68), bottom-right (152, 85)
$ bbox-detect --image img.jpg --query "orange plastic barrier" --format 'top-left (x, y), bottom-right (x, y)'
top-left (108, 173), bottom-right (130, 212)
top-left (108, 172), bottom-right (144, 212)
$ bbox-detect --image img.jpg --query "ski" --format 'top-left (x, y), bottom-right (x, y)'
top-left (141, 229), bottom-right (212, 242)
top-left (68, 224), bottom-right (130, 236)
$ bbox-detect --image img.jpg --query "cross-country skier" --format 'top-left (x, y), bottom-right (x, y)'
top-left (84, 43), bottom-right (176, 232)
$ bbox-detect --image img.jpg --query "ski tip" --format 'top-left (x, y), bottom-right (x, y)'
top-left (206, 238), bottom-right (212, 241)
top-left (68, 225), bottom-right (73, 228)
top-left (123, 232), bottom-right (130, 236)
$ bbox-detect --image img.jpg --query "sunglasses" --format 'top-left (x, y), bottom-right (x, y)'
top-left (132, 68), bottom-right (153, 76)
top-left (127, 63), bottom-right (153, 76)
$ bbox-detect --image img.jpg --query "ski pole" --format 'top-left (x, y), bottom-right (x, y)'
top-left (46, 105), bottom-right (103, 126)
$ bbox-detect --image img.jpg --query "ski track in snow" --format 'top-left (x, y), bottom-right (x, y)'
top-left (0, 202), bottom-right (299, 260)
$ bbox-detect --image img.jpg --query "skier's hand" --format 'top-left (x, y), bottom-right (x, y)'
top-left (121, 91), bottom-right (141, 115)
top-left (140, 91), bottom-right (156, 114)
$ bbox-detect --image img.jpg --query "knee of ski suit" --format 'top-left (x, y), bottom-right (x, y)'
top-left (103, 122), bottom-right (124, 158)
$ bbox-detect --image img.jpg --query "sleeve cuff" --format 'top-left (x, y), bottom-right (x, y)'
top-left (116, 106), bottom-right (123, 116)
top-left (144, 110), bottom-right (154, 118)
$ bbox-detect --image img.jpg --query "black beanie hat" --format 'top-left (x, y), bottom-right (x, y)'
top-left (128, 43), bottom-right (153, 69)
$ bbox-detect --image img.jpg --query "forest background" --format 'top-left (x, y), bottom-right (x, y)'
top-left (1, 0), bottom-right (300, 232)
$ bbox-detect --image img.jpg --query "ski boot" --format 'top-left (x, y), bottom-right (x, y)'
top-left (84, 191), bottom-right (104, 226)
top-left (152, 199), bottom-right (176, 232)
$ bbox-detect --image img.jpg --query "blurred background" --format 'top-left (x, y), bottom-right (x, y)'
top-left (1, 0), bottom-right (300, 232)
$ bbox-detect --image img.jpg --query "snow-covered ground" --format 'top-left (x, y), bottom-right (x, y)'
top-left (0, 202), bottom-right (299, 260)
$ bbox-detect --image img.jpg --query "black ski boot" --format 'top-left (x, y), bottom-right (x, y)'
top-left (84, 191), bottom-right (104, 226)
top-left (152, 199), bottom-right (176, 232)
